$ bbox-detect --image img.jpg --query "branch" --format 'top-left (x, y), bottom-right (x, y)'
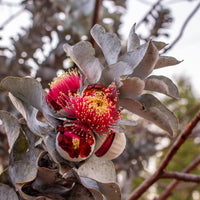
top-left (0, 8), bottom-right (24, 30)
top-left (162, 2), bottom-right (200, 53)
top-left (136, 0), bottom-right (164, 29)
top-left (89, 0), bottom-right (103, 47)
top-left (127, 111), bottom-right (200, 200)
top-left (161, 171), bottom-right (200, 183)
top-left (158, 155), bottom-right (200, 200)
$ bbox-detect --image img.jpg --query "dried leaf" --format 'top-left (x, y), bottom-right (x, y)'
top-left (63, 41), bottom-right (103, 83)
top-left (145, 75), bottom-right (179, 99)
top-left (90, 24), bottom-right (121, 65)
top-left (155, 56), bottom-right (181, 69)
top-left (0, 111), bottom-right (20, 153)
top-left (120, 94), bottom-right (178, 136)
top-left (0, 183), bottom-right (18, 200)
top-left (152, 41), bottom-right (167, 51)
top-left (119, 77), bottom-right (145, 99)
top-left (127, 24), bottom-right (140, 51)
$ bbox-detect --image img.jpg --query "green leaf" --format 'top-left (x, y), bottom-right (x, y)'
top-left (155, 56), bottom-right (181, 69)
top-left (78, 155), bottom-right (116, 183)
top-left (144, 75), bottom-right (179, 99)
top-left (0, 111), bottom-right (20, 153)
top-left (63, 41), bottom-right (103, 84)
top-left (0, 76), bottom-right (44, 111)
top-left (90, 24), bottom-right (121, 65)
top-left (119, 77), bottom-right (145, 99)
top-left (0, 183), bottom-right (18, 200)
top-left (120, 94), bottom-right (178, 136)
top-left (9, 161), bottom-right (37, 185)
top-left (127, 24), bottom-right (140, 52)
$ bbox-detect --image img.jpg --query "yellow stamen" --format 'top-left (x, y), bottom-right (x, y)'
top-left (72, 138), bottom-right (80, 150)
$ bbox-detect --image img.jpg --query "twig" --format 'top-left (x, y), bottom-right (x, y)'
top-left (161, 171), bottom-right (200, 182)
top-left (162, 2), bottom-right (200, 53)
top-left (127, 111), bottom-right (200, 200)
top-left (89, 0), bottom-right (103, 47)
top-left (0, 8), bottom-right (24, 30)
top-left (158, 155), bottom-right (200, 200)
top-left (136, 0), bottom-right (164, 29)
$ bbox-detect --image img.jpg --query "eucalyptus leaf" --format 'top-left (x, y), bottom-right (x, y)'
top-left (100, 61), bottom-right (133, 86)
top-left (127, 23), bottom-right (140, 52)
top-left (90, 24), bottom-right (121, 65)
top-left (0, 111), bottom-right (20, 153)
top-left (119, 40), bottom-right (158, 79)
top-left (9, 93), bottom-right (48, 136)
top-left (130, 40), bottom-right (159, 79)
top-left (9, 161), bottom-right (38, 185)
top-left (154, 56), bottom-right (181, 69)
top-left (119, 77), bottom-right (145, 99)
top-left (78, 155), bottom-right (116, 183)
top-left (0, 76), bottom-right (44, 111)
top-left (0, 183), bottom-right (19, 200)
top-left (152, 41), bottom-right (167, 51)
top-left (63, 41), bottom-right (103, 83)
top-left (144, 75), bottom-right (179, 99)
top-left (120, 94), bottom-right (178, 136)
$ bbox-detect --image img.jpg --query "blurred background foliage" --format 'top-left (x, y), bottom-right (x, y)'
top-left (0, 0), bottom-right (200, 199)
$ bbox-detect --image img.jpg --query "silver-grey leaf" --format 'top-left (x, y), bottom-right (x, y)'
top-left (78, 155), bottom-right (116, 183)
top-left (100, 61), bottom-right (133, 86)
top-left (131, 40), bottom-right (159, 79)
top-left (63, 41), bottom-right (103, 83)
top-left (0, 76), bottom-right (44, 111)
top-left (144, 75), bottom-right (179, 99)
top-left (0, 183), bottom-right (19, 200)
top-left (154, 56), bottom-right (181, 69)
top-left (90, 24), bottom-right (121, 65)
top-left (127, 23), bottom-right (140, 52)
top-left (9, 161), bottom-right (37, 186)
top-left (119, 77), bottom-right (145, 99)
top-left (152, 41), bottom-right (168, 51)
top-left (0, 111), bottom-right (20, 153)
top-left (120, 94), bottom-right (178, 136)
top-left (119, 40), bottom-right (159, 79)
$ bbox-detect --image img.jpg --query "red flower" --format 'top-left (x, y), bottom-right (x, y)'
top-left (46, 70), bottom-right (124, 161)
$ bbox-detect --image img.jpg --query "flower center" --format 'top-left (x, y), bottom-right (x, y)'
top-left (72, 138), bottom-right (80, 150)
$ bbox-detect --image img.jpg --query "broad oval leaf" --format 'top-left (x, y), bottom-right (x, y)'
top-left (0, 76), bottom-right (44, 111)
top-left (90, 24), bottom-right (121, 65)
top-left (63, 41), bottom-right (103, 84)
top-left (9, 161), bottom-right (37, 185)
top-left (127, 24), bottom-right (140, 52)
top-left (119, 77), bottom-right (145, 99)
top-left (100, 61), bottom-right (133, 86)
top-left (0, 111), bottom-right (20, 153)
top-left (144, 75), bottom-right (179, 99)
top-left (78, 155), bottom-right (116, 183)
top-left (120, 94), bottom-right (178, 136)
top-left (0, 183), bottom-right (18, 200)
top-left (119, 40), bottom-right (159, 79)
top-left (154, 56), bottom-right (181, 69)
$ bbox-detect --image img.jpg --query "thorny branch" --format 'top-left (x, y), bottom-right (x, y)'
top-left (158, 155), bottom-right (200, 200)
top-left (127, 111), bottom-right (200, 200)
top-left (162, 2), bottom-right (200, 53)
